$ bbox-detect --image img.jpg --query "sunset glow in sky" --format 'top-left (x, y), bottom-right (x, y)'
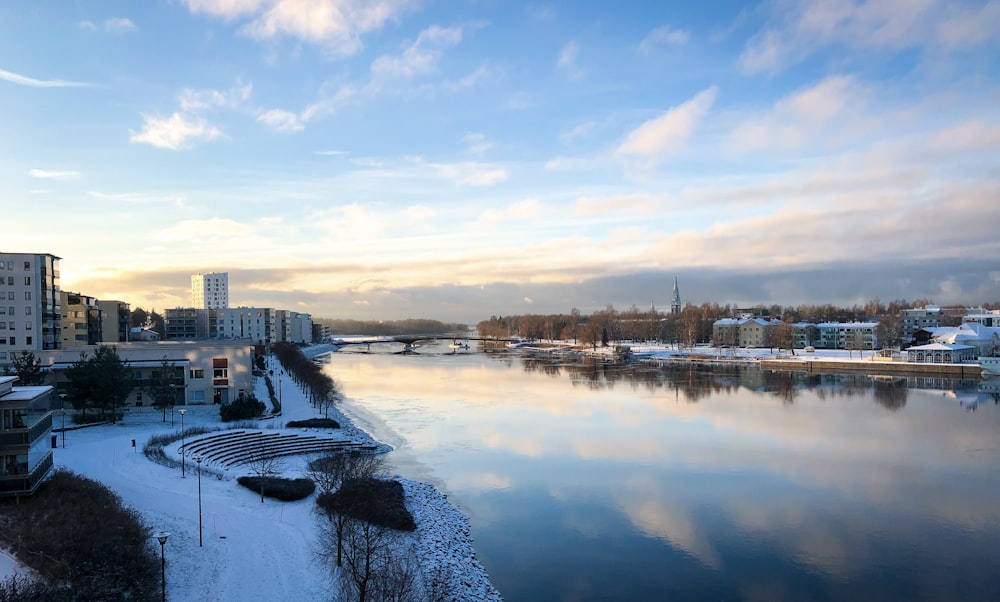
top-left (2, 1), bottom-right (998, 321)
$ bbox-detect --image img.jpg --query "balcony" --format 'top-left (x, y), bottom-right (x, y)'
top-left (0, 452), bottom-right (53, 496)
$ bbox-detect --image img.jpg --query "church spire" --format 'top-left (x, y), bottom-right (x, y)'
top-left (670, 276), bottom-right (681, 315)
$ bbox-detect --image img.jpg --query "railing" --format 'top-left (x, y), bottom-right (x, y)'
top-left (0, 452), bottom-right (53, 495)
top-left (0, 414), bottom-right (52, 447)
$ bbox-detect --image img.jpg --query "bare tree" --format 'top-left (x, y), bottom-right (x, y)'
top-left (312, 453), bottom-right (387, 566)
top-left (334, 519), bottom-right (419, 602)
top-left (244, 447), bottom-right (285, 503)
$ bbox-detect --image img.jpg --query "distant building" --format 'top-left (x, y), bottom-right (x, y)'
top-left (129, 327), bottom-right (161, 342)
top-left (0, 252), bottom-right (62, 374)
top-left (0, 375), bottom-right (55, 497)
top-left (815, 322), bottom-right (878, 350)
top-left (191, 272), bottom-right (229, 310)
top-left (900, 305), bottom-right (941, 342)
top-left (216, 307), bottom-right (277, 346)
top-left (164, 307), bottom-right (217, 339)
top-left (712, 317), bottom-right (777, 348)
top-left (905, 342), bottom-right (977, 364)
top-left (60, 291), bottom-right (102, 347)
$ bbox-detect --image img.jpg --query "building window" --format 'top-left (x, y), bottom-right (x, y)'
top-left (24, 277), bottom-right (30, 285)
top-left (189, 390), bottom-right (205, 403)
top-left (213, 368), bottom-right (228, 379)
top-left (22, 307), bottom-right (28, 315)
top-left (23, 262), bottom-right (30, 270)
top-left (25, 322), bottom-right (31, 330)
top-left (25, 337), bottom-right (31, 345)
top-left (189, 369), bottom-right (204, 379)
top-left (5, 277), bottom-right (11, 285)
top-left (24, 292), bottom-right (30, 301)
top-left (6, 292), bottom-right (12, 301)
top-left (8, 337), bottom-right (13, 345)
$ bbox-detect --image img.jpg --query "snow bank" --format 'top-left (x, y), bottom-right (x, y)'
top-left (401, 479), bottom-right (503, 602)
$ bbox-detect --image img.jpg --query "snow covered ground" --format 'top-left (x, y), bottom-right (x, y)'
top-left (8, 356), bottom-right (500, 601)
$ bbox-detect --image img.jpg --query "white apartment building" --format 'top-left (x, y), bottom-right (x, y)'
top-left (191, 272), bottom-right (229, 310)
top-left (216, 307), bottom-right (277, 346)
top-left (279, 310), bottom-right (313, 345)
top-left (0, 253), bottom-right (62, 373)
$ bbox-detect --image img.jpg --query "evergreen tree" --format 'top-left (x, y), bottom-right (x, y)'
top-left (12, 351), bottom-right (45, 385)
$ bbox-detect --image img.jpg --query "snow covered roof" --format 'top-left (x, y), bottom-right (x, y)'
top-left (905, 342), bottom-right (976, 351)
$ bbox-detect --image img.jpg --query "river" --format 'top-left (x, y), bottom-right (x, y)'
top-left (322, 341), bottom-right (1000, 602)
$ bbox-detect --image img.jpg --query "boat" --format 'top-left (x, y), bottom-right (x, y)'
top-left (980, 356), bottom-right (1000, 376)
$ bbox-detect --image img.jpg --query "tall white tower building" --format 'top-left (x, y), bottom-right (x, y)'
top-left (191, 272), bottom-right (229, 310)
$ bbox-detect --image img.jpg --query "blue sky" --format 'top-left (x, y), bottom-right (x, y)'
top-left (2, 1), bottom-right (998, 322)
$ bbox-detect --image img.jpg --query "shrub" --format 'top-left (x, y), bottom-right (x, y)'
top-left (0, 470), bottom-right (158, 600)
top-left (286, 418), bottom-right (340, 429)
top-left (237, 476), bottom-right (316, 501)
top-left (220, 391), bottom-right (266, 422)
top-left (317, 477), bottom-right (415, 531)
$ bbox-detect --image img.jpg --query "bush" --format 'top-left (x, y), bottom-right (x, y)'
top-left (0, 470), bottom-right (158, 600)
top-left (220, 391), bottom-right (266, 422)
top-left (237, 476), bottom-right (315, 501)
top-left (286, 418), bottom-right (340, 429)
top-left (317, 477), bottom-right (415, 531)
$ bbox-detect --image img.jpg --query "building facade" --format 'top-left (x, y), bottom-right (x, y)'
top-left (98, 299), bottom-right (131, 343)
top-left (216, 307), bottom-right (277, 346)
top-left (0, 376), bottom-right (54, 497)
top-left (0, 253), bottom-right (61, 374)
top-left (191, 272), bottom-right (229, 310)
top-left (900, 306), bottom-right (941, 342)
top-left (60, 291), bottom-right (102, 348)
top-left (38, 340), bottom-right (253, 407)
top-left (164, 307), bottom-right (217, 339)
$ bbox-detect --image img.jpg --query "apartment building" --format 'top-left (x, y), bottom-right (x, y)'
top-left (0, 253), bottom-right (61, 373)
top-left (98, 299), bottom-right (131, 343)
top-left (191, 272), bottom-right (229, 310)
top-left (0, 375), bottom-right (54, 497)
top-left (164, 307), bottom-right (217, 339)
top-left (61, 291), bottom-right (102, 347)
top-left (216, 306), bottom-right (278, 346)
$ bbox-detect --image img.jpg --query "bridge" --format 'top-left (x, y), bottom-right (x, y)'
top-left (326, 334), bottom-right (520, 353)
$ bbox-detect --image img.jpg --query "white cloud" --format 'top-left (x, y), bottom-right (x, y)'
top-left (129, 113), bottom-right (222, 150)
top-left (28, 169), bottom-right (81, 180)
top-left (728, 75), bottom-right (863, 153)
top-left (638, 25), bottom-right (690, 53)
top-left (0, 67), bottom-right (94, 88)
top-left (104, 18), bottom-right (138, 33)
top-left (371, 25), bottom-right (463, 78)
top-left (560, 120), bottom-right (596, 144)
top-left (88, 191), bottom-right (188, 206)
top-left (78, 20), bottom-right (98, 32)
top-left (740, 0), bottom-right (1000, 75)
top-left (185, 0), bottom-right (414, 58)
top-left (179, 83), bottom-right (253, 111)
top-left (463, 132), bottom-right (493, 155)
top-left (472, 198), bottom-right (540, 228)
top-left (556, 41), bottom-right (583, 80)
top-left (616, 87), bottom-right (717, 157)
top-left (256, 108), bottom-right (304, 132)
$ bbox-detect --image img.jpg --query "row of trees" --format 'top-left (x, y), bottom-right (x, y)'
top-left (272, 342), bottom-right (340, 416)
top-left (477, 299), bottom-right (999, 350)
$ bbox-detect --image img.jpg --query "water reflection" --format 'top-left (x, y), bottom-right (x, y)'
top-left (326, 350), bottom-right (1000, 602)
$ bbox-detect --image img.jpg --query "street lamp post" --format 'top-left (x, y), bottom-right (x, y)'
top-left (195, 456), bottom-right (203, 547)
top-left (178, 409), bottom-right (187, 478)
top-left (155, 532), bottom-right (169, 602)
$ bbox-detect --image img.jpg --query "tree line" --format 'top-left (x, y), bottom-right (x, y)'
top-left (316, 318), bottom-right (468, 336)
top-left (477, 299), bottom-right (1000, 349)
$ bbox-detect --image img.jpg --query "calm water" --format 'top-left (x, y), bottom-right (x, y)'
top-left (322, 342), bottom-right (1000, 602)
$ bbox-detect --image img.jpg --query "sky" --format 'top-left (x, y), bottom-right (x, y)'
top-left (2, 0), bottom-right (999, 323)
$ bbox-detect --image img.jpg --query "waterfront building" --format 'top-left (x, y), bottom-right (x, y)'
top-left (815, 322), bottom-right (878, 350)
top-left (0, 253), bottom-right (61, 374)
top-left (905, 342), bottom-right (977, 364)
top-left (0, 375), bottom-right (54, 497)
top-left (711, 317), bottom-right (778, 348)
top-left (191, 272), bottom-right (229, 310)
top-left (60, 291), bottom-right (102, 347)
